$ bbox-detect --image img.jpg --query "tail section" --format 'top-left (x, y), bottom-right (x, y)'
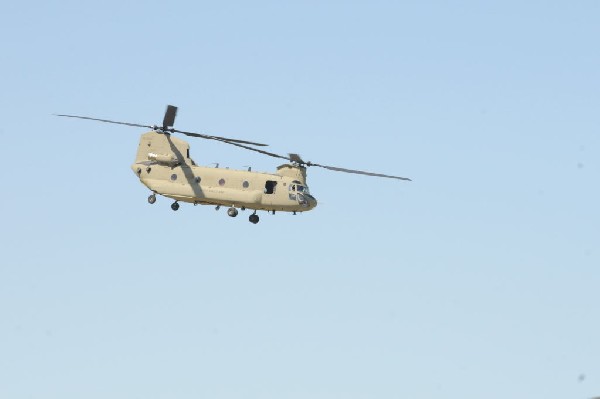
top-left (134, 131), bottom-right (192, 166)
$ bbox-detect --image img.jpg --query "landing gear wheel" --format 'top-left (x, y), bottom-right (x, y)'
top-left (148, 194), bottom-right (156, 204)
top-left (171, 201), bottom-right (180, 211)
top-left (249, 214), bottom-right (259, 224)
top-left (227, 207), bottom-right (239, 217)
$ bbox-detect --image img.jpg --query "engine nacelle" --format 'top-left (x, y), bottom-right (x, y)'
top-left (148, 152), bottom-right (179, 166)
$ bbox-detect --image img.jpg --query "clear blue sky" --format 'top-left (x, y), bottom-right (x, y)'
top-left (1, 1), bottom-right (599, 398)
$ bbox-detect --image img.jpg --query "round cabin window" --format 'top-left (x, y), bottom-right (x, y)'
top-left (219, 178), bottom-right (225, 186)
top-left (171, 174), bottom-right (177, 181)
top-left (242, 181), bottom-right (249, 188)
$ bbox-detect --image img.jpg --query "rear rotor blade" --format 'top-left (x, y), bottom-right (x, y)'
top-left (162, 105), bottom-right (177, 130)
top-left (54, 114), bottom-right (152, 129)
top-left (55, 113), bottom-right (269, 147)
top-left (208, 139), bottom-right (293, 161)
top-left (173, 129), bottom-right (269, 147)
top-left (288, 153), bottom-right (305, 163)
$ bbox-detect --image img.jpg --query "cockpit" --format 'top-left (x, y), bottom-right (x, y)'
top-left (289, 180), bottom-right (316, 208)
top-left (289, 183), bottom-right (310, 195)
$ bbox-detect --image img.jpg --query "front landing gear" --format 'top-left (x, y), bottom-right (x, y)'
top-left (227, 207), bottom-right (238, 217)
top-left (148, 194), bottom-right (156, 204)
top-left (249, 213), bottom-right (259, 224)
top-left (171, 201), bottom-right (180, 211)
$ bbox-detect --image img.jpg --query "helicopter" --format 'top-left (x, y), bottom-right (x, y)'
top-left (56, 105), bottom-right (411, 224)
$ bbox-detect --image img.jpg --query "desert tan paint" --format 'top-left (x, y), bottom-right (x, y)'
top-left (130, 131), bottom-right (317, 212)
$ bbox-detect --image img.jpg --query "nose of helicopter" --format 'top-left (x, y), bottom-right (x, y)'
top-left (308, 194), bottom-right (318, 209)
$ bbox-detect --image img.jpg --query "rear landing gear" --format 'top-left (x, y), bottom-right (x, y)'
top-left (227, 207), bottom-right (238, 217)
top-left (148, 194), bottom-right (156, 204)
top-left (249, 213), bottom-right (259, 224)
top-left (171, 201), bottom-right (179, 211)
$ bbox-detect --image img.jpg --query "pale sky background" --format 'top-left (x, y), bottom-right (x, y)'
top-left (1, 1), bottom-right (599, 398)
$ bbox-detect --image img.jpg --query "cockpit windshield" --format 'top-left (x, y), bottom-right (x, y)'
top-left (297, 185), bottom-right (309, 194)
top-left (290, 184), bottom-right (310, 195)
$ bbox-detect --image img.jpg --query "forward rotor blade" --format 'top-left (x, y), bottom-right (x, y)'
top-left (308, 162), bottom-right (412, 181)
top-left (55, 114), bottom-right (152, 129)
top-left (162, 105), bottom-right (177, 129)
top-left (214, 141), bottom-right (411, 181)
top-left (173, 129), bottom-right (269, 147)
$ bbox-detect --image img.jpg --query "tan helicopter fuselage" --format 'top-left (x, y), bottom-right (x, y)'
top-left (130, 131), bottom-right (317, 212)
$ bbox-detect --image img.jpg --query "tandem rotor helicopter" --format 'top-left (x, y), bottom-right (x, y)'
top-left (56, 105), bottom-right (411, 224)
